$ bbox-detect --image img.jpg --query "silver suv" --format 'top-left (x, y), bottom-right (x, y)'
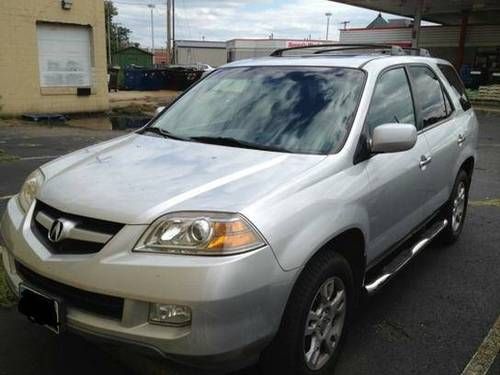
top-left (1, 45), bottom-right (478, 374)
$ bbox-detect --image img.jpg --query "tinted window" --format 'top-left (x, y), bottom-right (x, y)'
top-left (366, 68), bottom-right (415, 133)
top-left (153, 67), bottom-right (365, 154)
top-left (438, 64), bottom-right (471, 111)
top-left (409, 66), bottom-right (449, 128)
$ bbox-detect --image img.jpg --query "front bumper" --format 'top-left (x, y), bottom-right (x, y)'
top-left (0, 197), bottom-right (298, 369)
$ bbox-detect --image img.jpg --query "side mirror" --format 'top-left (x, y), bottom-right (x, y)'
top-left (371, 123), bottom-right (417, 153)
top-left (155, 106), bottom-right (166, 116)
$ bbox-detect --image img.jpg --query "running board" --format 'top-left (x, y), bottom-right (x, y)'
top-left (364, 219), bottom-right (448, 295)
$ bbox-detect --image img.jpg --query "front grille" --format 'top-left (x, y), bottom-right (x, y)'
top-left (16, 261), bottom-right (124, 320)
top-left (31, 200), bottom-right (124, 255)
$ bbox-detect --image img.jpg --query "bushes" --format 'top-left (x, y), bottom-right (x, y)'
top-left (0, 259), bottom-right (16, 308)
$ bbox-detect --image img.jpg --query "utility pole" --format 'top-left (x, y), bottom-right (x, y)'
top-left (172, 0), bottom-right (176, 64)
top-left (148, 4), bottom-right (155, 63)
top-left (167, 0), bottom-right (172, 61)
top-left (106, 1), bottom-right (112, 65)
top-left (325, 12), bottom-right (332, 40)
top-left (340, 20), bottom-right (350, 30)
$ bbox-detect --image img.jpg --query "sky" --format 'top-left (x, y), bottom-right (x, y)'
top-left (112, 0), bottom-right (411, 49)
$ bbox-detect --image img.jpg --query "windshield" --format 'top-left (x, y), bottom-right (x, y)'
top-left (150, 66), bottom-right (365, 154)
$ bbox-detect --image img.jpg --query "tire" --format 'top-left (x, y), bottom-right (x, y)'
top-left (439, 169), bottom-right (470, 245)
top-left (259, 252), bottom-right (355, 375)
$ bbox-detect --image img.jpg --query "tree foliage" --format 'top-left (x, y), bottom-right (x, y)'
top-left (105, 1), bottom-right (135, 64)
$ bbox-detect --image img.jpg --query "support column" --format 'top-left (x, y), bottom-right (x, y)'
top-left (457, 12), bottom-right (469, 70)
top-left (412, 0), bottom-right (423, 48)
top-left (172, 0), bottom-right (176, 64)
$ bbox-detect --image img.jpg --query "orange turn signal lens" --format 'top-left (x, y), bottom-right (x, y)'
top-left (207, 221), bottom-right (261, 251)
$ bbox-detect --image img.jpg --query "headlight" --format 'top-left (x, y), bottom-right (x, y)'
top-left (18, 169), bottom-right (45, 213)
top-left (134, 212), bottom-right (266, 255)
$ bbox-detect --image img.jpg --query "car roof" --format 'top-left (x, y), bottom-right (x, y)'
top-left (222, 55), bottom-right (450, 70)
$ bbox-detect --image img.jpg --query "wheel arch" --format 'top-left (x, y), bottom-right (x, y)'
top-left (305, 228), bottom-right (366, 291)
top-left (460, 156), bottom-right (475, 178)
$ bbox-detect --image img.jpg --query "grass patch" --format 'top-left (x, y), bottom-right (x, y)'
top-left (111, 103), bottom-right (155, 116)
top-left (0, 149), bottom-right (19, 163)
top-left (466, 89), bottom-right (479, 101)
top-left (0, 259), bottom-right (16, 308)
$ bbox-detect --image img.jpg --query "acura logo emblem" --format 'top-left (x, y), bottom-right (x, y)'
top-left (48, 220), bottom-right (65, 243)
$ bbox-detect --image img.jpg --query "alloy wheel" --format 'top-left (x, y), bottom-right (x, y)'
top-left (304, 276), bottom-right (346, 371)
top-left (452, 181), bottom-right (466, 232)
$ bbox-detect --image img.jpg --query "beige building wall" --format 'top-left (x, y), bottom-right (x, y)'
top-left (0, 0), bottom-right (109, 115)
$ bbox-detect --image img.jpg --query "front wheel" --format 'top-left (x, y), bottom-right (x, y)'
top-left (260, 252), bottom-right (355, 375)
top-left (439, 169), bottom-right (470, 245)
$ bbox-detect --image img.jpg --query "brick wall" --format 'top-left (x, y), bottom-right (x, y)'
top-left (0, 0), bottom-right (109, 115)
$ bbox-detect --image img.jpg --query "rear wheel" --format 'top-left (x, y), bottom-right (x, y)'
top-left (439, 169), bottom-right (470, 245)
top-left (260, 252), bottom-right (355, 375)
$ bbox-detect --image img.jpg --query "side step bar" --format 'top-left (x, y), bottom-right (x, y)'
top-left (364, 219), bottom-right (448, 295)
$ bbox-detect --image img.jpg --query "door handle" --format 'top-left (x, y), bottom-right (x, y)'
top-left (419, 154), bottom-right (432, 169)
top-left (458, 134), bottom-right (466, 146)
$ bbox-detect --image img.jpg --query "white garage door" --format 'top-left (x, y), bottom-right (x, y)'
top-left (37, 23), bottom-right (92, 88)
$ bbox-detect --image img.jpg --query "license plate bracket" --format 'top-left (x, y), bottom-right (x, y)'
top-left (18, 283), bottom-right (65, 334)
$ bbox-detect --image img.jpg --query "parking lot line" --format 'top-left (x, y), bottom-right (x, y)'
top-left (461, 315), bottom-right (500, 375)
top-left (469, 199), bottom-right (500, 208)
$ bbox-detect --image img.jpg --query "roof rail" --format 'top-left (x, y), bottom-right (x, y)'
top-left (270, 43), bottom-right (406, 57)
top-left (402, 47), bottom-right (431, 57)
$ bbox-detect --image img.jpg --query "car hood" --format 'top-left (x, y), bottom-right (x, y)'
top-left (39, 134), bottom-right (326, 224)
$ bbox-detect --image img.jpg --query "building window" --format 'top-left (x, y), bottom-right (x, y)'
top-left (37, 23), bottom-right (92, 88)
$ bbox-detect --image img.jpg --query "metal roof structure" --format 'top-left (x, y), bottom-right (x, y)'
top-left (367, 13), bottom-right (389, 28)
top-left (175, 40), bottom-right (226, 49)
top-left (332, 0), bottom-right (500, 26)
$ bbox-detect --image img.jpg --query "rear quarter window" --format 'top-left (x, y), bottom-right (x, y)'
top-left (438, 64), bottom-right (472, 111)
top-left (408, 66), bottom-right (451, 128)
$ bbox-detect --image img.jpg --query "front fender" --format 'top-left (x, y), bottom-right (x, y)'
top-left (245, 163), bottom-right (370, 271)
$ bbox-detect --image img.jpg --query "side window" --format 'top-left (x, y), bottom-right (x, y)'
top-left (366, 68), bottom-right (416, 134)
top-left (438, 63), bottom-right (472, 111)
top-left (408, 66), bottom-right (450, 128)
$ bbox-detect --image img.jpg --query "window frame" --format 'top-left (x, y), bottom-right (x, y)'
top-left (406, 63), bottom-right (455, 133)
top-left (364, 64), bottom-right (419, 135)
top-left (353, 64), bottom-right (419, 164)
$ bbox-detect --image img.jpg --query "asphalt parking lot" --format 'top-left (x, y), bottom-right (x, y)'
top-left (0, 113), bottom-right (499, 375)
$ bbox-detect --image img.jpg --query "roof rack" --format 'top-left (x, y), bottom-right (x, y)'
top-left (402, 47), bottom-right (431, 57)
top-left (270, 43), bottom-right (431, 57)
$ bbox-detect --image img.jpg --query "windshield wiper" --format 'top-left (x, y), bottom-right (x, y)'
top-left (190, 136), bottom-right (293, 153)
top-left (141, 127), bottom-right (192, 141)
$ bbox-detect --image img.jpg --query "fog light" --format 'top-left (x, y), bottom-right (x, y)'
top-left (149, 303), bottom-right (191, 326)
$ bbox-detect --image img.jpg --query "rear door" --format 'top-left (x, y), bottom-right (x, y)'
top-left (407, 65), bottom-right (460, 218)
top-left (363, 66), bottom-right (431, 261)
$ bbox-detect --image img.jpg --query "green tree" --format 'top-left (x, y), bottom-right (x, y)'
top-left (105, 1), bottom-right (135, 65)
